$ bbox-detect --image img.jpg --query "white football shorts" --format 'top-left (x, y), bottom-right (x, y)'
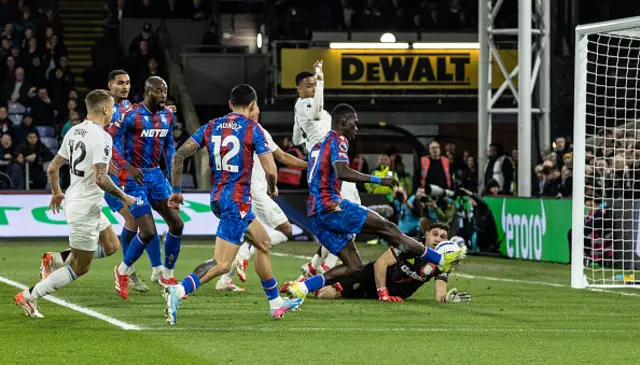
top-left (64, 201), bottom-right (111, 252)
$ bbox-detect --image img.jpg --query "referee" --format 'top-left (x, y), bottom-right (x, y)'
top-left (316, 223), bottom-right (471, 303)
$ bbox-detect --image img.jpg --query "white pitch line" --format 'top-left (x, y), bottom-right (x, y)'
top-left (0, 275), bottom-right (141, 331)
top-left (145, 326), bottom-right (632, 334)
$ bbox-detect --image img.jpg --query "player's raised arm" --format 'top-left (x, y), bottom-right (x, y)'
top-left (373, 249), bottom-right (403, 303)
top-left (46, 154), bottom-right (68, 213)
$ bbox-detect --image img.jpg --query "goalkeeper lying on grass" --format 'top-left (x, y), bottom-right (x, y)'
top-left (312, 222), bottom-right (471, 303)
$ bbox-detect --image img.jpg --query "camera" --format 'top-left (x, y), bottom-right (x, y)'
top-left (423, 184), bottom-right (455, 199)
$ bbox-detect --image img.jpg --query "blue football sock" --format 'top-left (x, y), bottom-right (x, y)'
top-left (120, 226), bottom-right (136, 259)
top-left (419, 246), bottom-right (443, 265)
top-left (181, 273), bottom-right (200, 295)
top-left (123, 235), bottom-right (147, 267)
top-left (261, 277), bottom-right (279, 300)
top-left (145, 234), bottom-right (162, 267)
top-left (304, 274), bottom-right (326, 292)
top-left (164, 233), bottom-right (182, 270)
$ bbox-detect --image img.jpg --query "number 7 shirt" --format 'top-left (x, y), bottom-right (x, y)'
top-left (190, 112), bottom-right (270, 202)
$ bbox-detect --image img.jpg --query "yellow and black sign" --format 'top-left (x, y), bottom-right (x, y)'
top-left (281, 48), bottom-right (518, 90)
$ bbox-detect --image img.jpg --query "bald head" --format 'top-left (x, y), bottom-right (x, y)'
top-left (144, 76), bottom-right (168, 108)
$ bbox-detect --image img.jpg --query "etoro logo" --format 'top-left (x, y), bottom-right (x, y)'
top-left (501, 199), bottom-right (546, 261)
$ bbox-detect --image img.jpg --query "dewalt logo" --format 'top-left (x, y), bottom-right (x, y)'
top-left (340, 53), bottom-right (471, 87)
top-left (280, 48), bottom-right (518, 90)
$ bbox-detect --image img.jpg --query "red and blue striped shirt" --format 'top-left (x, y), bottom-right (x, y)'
top-left (109, 102), bottom-right (176, 174)
top-left (307, 130), bottom-right (350, 216)
top-left (190, 112), bottom-right (270, 203)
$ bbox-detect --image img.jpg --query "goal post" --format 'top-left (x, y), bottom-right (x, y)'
top-left (572, 16), bottom-right (640, 289)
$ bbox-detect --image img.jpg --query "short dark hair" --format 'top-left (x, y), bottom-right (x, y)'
top-left (428, 222), bottom-right (450, 234)
top-left (230, 84), bottom-right (257, 107)
top-left (108, 70), bottom-right (128, 81)
top-left (331, 103), bottom-right (356, 124)
top-left (85, 89), bottom-right (113, 112)
top-left (295, 71), bottom-right (315, 86)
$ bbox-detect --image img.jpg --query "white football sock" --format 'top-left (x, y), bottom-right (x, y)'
top-left (268, 230), bottom-right (288, 247)
top-left (118, 262), bottom-right (130, 276)
top-left (310, 253), bottom-right (322, 269)
top-left (238, 242), bottom-right (252, 261)
top-left (323, 254), bottom-right (339, 269)
top-left (163, 267), bottom-right (174, 280)
top-left (268, 296), bottom-right (284, 309)
top-left (26, 265), bottom-right (77, 300)
top-left (176, 284), bottom-right (186, 298)
top-left (56, 252), bottom-right (69, 266)
top-left (320, 246), bottom-right (331, 260)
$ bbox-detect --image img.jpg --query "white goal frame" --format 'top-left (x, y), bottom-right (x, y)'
top-left (572, 16), bottom-right (640, 289)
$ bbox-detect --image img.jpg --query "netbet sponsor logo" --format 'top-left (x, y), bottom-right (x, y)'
top-left (501, 199), bottom-right (546, 261)
top-left (140, 129), bottom-right (168, 138)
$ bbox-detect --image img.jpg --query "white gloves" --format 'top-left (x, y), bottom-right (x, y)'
top-left (445, 288), bottom-right (471, 303)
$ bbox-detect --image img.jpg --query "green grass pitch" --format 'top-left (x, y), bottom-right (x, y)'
top-left (1, 240), bottom-right (639, 364)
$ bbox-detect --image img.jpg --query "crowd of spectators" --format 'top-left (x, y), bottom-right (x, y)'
top-left (0, 0), bottom-right (70, 189)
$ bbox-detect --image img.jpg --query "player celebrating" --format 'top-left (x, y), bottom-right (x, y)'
top-left (163, 84), bottom-right (302, 325)
top-left (14, 90), bottom-right (136, 318)
top-left (39, 70), bottom-right (163, 293)
top-left (293, 61), bottom-right (361, 277)
top-left (216, 116), bottom-right (308, 291)
top-left (286, 103), bottom-right (467, 301)
top-left (315, 223), bottom-right (472, 304)
top-left (110, 76), bottom-right (184, 300)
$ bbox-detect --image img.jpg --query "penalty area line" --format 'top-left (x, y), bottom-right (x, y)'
top-left (0, 275), bottom-right (142, 331)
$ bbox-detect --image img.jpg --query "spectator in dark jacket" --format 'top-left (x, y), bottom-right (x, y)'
top-left (17, 131), bottom-right (53, 189)
top-left (1, 66), bottom-right (30, 104)
top-left (484, 143), bottom-right (513, 195)
top-left (541, 165), bottom-right (561, 198)
top-left (13, 113), bottom-right (37, 144)
top-left (29, 87), bottom-right (56, 127)
top-left (0, 133), bottom-right (23, 188)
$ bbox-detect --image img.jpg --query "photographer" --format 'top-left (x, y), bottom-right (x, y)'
top-left (391, 186), bottom-right (421, 237)
top-left (416, 186), bottom-right (456, 230)
top-left (455, 187), bottom-right (499, 253)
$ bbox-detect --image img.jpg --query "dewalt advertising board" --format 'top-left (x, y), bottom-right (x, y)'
top-left (280, 48), bottom-right (518, 90)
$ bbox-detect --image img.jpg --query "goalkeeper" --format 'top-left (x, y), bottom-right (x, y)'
top-left (315, 223), bottom-right (471, 303)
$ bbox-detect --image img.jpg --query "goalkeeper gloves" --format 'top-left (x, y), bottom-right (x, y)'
top-left (444, 288), bottom-right (471, 303)
top-left (377, 287), bottom-right (403, 303)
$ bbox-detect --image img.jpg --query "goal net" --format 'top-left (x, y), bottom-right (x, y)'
top-left (572, 17), bottom-right (640, 288)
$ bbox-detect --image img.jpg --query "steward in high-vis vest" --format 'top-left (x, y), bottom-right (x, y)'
top-left (420, 140), bottom-right (451, 191)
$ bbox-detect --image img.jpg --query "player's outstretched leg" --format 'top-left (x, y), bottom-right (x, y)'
top-left (40, 227), bottom-right (121, 279)
top-left (288, 240), bottom-right (363, 299)
top-left (361, 210), bottom-right (467, 273)
top-left (152, 199), bottom-right (184, 286)
top-left (18, 225), bottom-right (119, 318)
